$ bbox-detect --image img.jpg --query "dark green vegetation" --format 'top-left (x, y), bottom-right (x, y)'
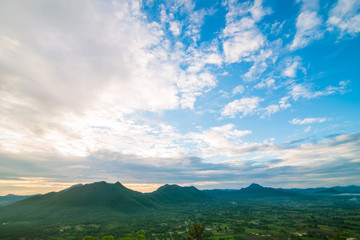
top-left (0, 182), bottom-right (359, 240)
top-left (0, 194), bottom-right (40, 206)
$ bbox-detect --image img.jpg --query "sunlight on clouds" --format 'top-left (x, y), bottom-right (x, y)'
top-left (123, 183), bottom-right (163, 193)
top-left (0, 0), bottom-right (359, 191)
top-left (0, 177), bottom-right (78, 195)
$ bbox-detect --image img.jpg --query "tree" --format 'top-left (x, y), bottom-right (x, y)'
top-left (101, 236), bottom-right (115, 240)
top-left (119, 233), bottom-right (134, 240)
top-left (82, 237), bottom-right (98, 240)
top-left (135, 230), bottom-right (146, 240)
top-left (332, 231), bottom-right (351, 240)
top-left (187, 223), bottom-right (205, 240)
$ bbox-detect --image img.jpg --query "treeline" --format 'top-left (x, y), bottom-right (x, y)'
top-left (82, 223), bottom-right (210, 240)
top-left (83, 230), bottom-right (146, 240)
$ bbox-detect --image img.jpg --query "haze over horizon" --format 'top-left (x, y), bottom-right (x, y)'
top-left (1, 0), bottom-right (360, 195)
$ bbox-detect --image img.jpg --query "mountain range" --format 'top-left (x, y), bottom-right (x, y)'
top-left (1, 182), bottom-right (359, 223)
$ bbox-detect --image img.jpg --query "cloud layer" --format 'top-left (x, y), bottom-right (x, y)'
top-left (0, 0), bottom-right (359, 194)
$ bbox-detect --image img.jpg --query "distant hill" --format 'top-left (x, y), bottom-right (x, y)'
top-left (281, 185), bottom-right (360, 195)
top-left (0, 194), bottom-right (40, 206)
top-left (148, 184), bottom-right (211, 203)
top-left (315, 188), bottom-right (341, 195)
top-left (203, 183), bottom-right (297, 199)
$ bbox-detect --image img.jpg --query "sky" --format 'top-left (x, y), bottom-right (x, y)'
top-left (0, 0), bottom-right (360, 195)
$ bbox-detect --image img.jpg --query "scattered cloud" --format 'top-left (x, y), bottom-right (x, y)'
top-left (327, 0), bottom-right (360, 36)
top-left (232, 85), bottom-right (245, 95)
top-left (254, 78), bottom-right (276, 89)
top-left (290, 0), bottom-right (323, 50)
top-left (222, 97), bottom-right (263, 118)
top-left (169, 21), bottom-right (182, 36)
top-left (290, 118), bottom-right (327, 125)
top-left (290, 80), bottom-right (350, 100)
top-left (221, 0), bottom-right (270, 63)
top-left (262, 97), bottom-right (291, 118)
top-left (282, 58), bottom-right (301, 78)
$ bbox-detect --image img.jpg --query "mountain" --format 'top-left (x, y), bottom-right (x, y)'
top-left (333, 185), bottom-right (360, 193)
top-left (203, 183), bottom-right (297, 199)
top-left (0, 182), bottom-right (212, 222)
top-left (0, 182), bottom-right (159, 222)
top-left (22, 181), bottom-right (156, 209)
top-left (0, 194), bottom-right (40, 206)
top-left (148, 184), bottom-right (211, 203)
top-left (281, 185), bottom-right (360, 195)
top-left (315, 188), bottom-right (341, 195)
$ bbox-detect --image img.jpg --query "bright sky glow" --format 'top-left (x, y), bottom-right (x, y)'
top-left (0, 0), bottom-right (360, 194)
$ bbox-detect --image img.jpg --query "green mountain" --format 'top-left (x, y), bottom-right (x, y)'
top-left (25, 181), bottom-right (156, 209)
top-left (203, 183), bottom-right (297, 199)
top-left (148, 184), bottom-right (211, 203)
top-left (0, 194), bottom-right (40, 206)
top-left (0, 182), bottom-right (212, 223)
top-left (0, 182), bottom-right (158, 222)
top-left (315, 187), bottom-right (341, 195)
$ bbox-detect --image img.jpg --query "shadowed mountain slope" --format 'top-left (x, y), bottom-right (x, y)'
top-left (148, 184), bottom-right (211, 203)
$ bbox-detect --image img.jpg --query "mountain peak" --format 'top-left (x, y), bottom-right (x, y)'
top-left (247, 183), bottom-right (264, 189)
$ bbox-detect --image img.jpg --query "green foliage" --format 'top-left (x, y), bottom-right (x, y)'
top-left (119, 233), bottom-right (134, 240)
top-left (332, 231), bottom-right (351, 240)
top-left (117, 231), bottom-right (146, 240)
top-left (135, 230), bottom-right (146, 240)
top-left (187, 223), bottom-right (205, 240)
top-left (82, 236), bottom-right (98, 240)
top-left (101, 236), bottom-right (115, 240)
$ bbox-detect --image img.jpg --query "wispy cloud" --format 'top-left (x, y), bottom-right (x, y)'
top-left (327, 0), bottom-right (360, 37)
top-left (289, 80), bottom-right (350, 100)
top-left (290, 118), bottom-right (327, 125)
top-left (290, 0), bottom-right (323, 50)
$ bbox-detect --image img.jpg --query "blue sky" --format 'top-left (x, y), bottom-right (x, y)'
top-left (0, 0), bottom-right (359, 194)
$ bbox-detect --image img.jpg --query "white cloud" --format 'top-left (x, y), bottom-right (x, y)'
top-left (232, 85), bottom-right (245, 95)
top-left (290, 118), bottom-right (327, 125)
top-left (169, 21), bottom-right (182, 36)
top-left (290, 80), bottom-right (350, 100)
top-left (221, 0), bottom-right (270, 64)
top-left (279, 96), bottom-right (291, 109)
top-left (283, 59), bottom-right (301, 78)
top-left (262, 96), bottom-right (291, 117)
top-left (222, 96), bottom-right (263, 118)
top-left (187, 124), bottom-right (258, 157)
top-left (254, 78), bottom-right (276, 89)
top-left (290, 0), bottom-right (323, 50)
top-left (0, 0), bottom-right (223, 159)
top-left (222, 17), bottom-right (265, 63)
top-left (327, 0), bottom-right (360, 36)
top-left (304, 126), bottom-right (312, 132)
